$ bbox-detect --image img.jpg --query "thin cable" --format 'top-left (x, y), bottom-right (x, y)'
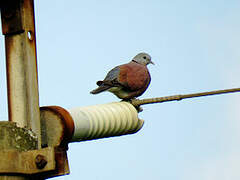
top-left (131, 87), bottom-right (240, 107)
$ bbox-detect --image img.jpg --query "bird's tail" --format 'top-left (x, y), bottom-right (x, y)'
top-left (90, 85), bottom-right (111, 94)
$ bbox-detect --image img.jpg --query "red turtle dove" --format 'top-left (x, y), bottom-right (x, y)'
top-left (90, 52), bottom-right (154, 100)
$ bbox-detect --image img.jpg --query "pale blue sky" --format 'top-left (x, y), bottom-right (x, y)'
top-left (1, 0), bottom-right (240, 179)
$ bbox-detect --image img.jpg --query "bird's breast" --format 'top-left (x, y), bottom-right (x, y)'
top-left (119, 63), bottom-right (150, 91)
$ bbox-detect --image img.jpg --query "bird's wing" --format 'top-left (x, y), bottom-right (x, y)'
top-left (97, 66), bottom-right (124, 87)
top-left (104, 66), bottom-right (120, 81)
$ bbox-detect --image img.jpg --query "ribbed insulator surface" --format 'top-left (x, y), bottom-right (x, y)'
top-left (69, 102), bottom-right (144, 141)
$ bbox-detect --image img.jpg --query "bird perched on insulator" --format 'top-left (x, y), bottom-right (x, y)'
top-left (90, 52), bottom-right (154, 100)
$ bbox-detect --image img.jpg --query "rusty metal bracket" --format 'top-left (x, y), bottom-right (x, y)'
top-left (0, 147), bottom-right (70, 178)
top-left (40, 106), bottom-right (74, 149)
top-left (0, 121), bottom-right (70, 178)
top-left (0, 147), bottom-right (55, 175)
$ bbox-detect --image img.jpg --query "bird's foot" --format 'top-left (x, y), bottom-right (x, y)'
top-left (121, 98), bottom-right (137, 104)
top-left (125, 98), bottom-right (143, 112)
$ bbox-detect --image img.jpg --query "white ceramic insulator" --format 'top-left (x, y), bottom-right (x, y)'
top-left (68, 102), bottom-right (144, 141)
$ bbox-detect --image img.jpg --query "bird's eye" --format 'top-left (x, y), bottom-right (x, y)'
top-left (143, 56), bottom-right (146, 59)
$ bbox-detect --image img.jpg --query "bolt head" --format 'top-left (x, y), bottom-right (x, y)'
top-left (35, 154), bottom-right (47, 169)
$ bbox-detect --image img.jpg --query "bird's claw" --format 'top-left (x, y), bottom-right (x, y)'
top-left (122, 98), bottom-right (143, 112)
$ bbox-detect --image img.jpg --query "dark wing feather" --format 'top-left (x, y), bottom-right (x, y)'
top-left (103, 66), bottom-right (120, 81)
top-left (100, 66), bottom-right (124, 87)
top-left (90, 66), bottom-right (123, 94)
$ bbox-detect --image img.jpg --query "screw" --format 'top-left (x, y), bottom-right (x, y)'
top-left (35, 154), bottom-right (47, 169)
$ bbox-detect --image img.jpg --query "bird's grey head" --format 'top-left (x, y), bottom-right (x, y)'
top-left (132, 52), bottom-right (154, 66)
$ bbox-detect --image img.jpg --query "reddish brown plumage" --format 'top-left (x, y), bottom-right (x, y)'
top-left (117, 61), bottom-right (151, 99)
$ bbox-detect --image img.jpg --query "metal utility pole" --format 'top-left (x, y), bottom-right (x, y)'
top-left (0, 0), bottom-right (70, 179)
top-left (1, 0), bottom-right (41, 147)
top-left (0, 0), bottom-right (70, 178)
top-left (0, 0), bottom-right (41, 179)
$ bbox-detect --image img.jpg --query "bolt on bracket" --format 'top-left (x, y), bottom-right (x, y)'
top-left (0, 147), bottom-right (55, 175)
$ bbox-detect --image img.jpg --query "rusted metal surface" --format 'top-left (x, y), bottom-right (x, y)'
top-left (52, 147), bottom-right (70, 178)
top-left (1, 0), bottom-right (41, 148)
top-left (0, 122), bottom-right (53, 179)
top-left (39, 106), bottom-right (72, 178)
top-left (0, 147), bottom-right (55, 175)
top-left (1, 0), bottom-right (24, 35)
top-left (40, 106), bottom-right (74, 148)
top-left (0, 0), bottom-right (70, 179)
top-left (0, 121), bottom-right (69, 178)
top-left (32, 147), bottom-right (70, 179)
top-left (35, 154), bottom-right (48, 169)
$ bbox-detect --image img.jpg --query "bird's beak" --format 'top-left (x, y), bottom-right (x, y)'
top-left (149, 60), bottom-right (155, 65)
